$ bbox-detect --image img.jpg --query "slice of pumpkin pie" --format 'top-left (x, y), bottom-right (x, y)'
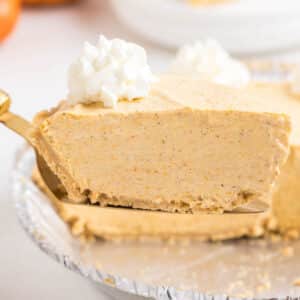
top-left (31, 36), bottom-right (291, 214)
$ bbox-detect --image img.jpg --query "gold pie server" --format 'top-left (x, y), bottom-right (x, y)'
top-left (0, 90), bottom-right (268, 215)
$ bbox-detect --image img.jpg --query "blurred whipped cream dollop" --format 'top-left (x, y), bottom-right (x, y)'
top-left (68, 35), bottom-right (156, 108)
top-left (290, 67), bottom-right (300, 96)
top-left (170, 39), bottom-right (250, 88)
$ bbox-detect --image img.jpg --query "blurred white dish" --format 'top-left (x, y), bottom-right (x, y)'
top-left (110, 0), bottom-right (300, 54)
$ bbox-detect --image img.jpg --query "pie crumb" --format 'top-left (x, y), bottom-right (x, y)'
top-left (285, 229), bottom-right (300, 241)
top-left (256, 283), bottom-right (270, 293)
top-left (270, 233), bottom-right (282, 243)
top-left (265, 217), bottom-right (278, 231)
top-left (293, 278), bottom-right (300, 287)
top-left (251, 225), bottom-right (264, 237)
top-left (280, 246), bottom-right (294, 257)
top-left (104, 277), bottom-right (116, 286)
top-left (256, 273), bottom-right (271, 293)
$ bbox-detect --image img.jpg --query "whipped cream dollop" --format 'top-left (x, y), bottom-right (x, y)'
top-left (67, 35), bottom-right (156, 108)
top-left (170, 39), bottom-right (250, 88)
top-left (290, 66), bottom-right (300, 96)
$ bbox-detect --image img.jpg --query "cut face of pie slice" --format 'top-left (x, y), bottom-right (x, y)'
top-left (32, 76), bottom-right (291, 214)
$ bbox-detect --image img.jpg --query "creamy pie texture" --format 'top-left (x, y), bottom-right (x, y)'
top-left (32, 79), bottom-right (300, 240)
top-left (32, 75), bottom-right (291, 215)
top-left (30, 33), bottom-right (299, 240)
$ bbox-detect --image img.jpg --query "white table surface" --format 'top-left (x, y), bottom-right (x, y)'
top-left (1, 1), bottom-right (300, 299)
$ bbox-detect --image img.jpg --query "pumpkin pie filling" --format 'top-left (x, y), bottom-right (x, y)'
top-left (32, 76), bottom-right (290, 215)
top-left (32, 78), bottom-right (300, 240)
top-left (31, 37), bottom-right (300, 240)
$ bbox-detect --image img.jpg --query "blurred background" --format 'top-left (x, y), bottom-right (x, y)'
top-left (1, 0), bottom-right (300, 299)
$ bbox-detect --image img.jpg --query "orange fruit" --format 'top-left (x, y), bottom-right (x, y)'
top-left (0, 0), bottom-right (20, 42)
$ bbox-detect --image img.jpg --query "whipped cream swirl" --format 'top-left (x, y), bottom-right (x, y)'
top-left (170, 39), bottom-right (250, 88)
top-left (68, 35), bottom-right (156, 108)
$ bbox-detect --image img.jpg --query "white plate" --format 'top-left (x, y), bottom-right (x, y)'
top-left (110, 0), bottom-right (300, 54)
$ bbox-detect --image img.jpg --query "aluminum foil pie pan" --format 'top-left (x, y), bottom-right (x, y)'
top-left (13, 143), bottom-right (300, 300)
